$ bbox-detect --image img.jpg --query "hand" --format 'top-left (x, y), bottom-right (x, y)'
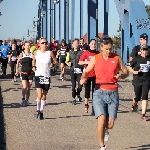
top-left (15, 71), bottom-right (19, 76)
top-left (133, 71), bottom-right (139, 74)
top-left (67, 62), bottom-right (72, 67)
top-left (32, 67), bottom-right (36, 72)
top-left (80, 78), bottom-right (87, 85)
top-left (114, 73), bottom-right (121, 80)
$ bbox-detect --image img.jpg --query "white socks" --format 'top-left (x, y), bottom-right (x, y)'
top-left (37, 100), bottom-right (41, 111)
top-left (40, 100), bottom-right (46, 113)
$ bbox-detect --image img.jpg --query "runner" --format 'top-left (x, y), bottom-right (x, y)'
top-left (129, 33), bottom-right (150, 109)
top-left (0, 40), bottom-right (10, 77)
top-left (80, 36), bottom-right (128, 150)
top-left (79, 39), bottom-right (99, 114)
top-left (65, 38), bottom-right (83, 105)
top-left (8, 41), bottom-right (20, 82)
top-left (33, 37), bottom-right (58, 120)
top-left (130, 33), bottom-right (150, 61)
top-left (128, 45), bottom-right (150, 120)
top-left (16, 41), bottom-right (34, 106)
top-left (57, 39), bottom-right (69, 80)
top-left (78, 38), bottom-right (89, 52)
top-left (49, 38), bottom-right (58, 72)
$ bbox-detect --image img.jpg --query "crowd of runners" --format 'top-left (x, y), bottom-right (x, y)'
top-left (0, 33), bottom-right (149, 150)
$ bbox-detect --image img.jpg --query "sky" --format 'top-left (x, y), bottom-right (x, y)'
top-left (0, 0), bottom-right (150, 42)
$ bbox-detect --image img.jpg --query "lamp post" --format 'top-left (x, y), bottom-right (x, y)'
top-left (0, 0), bottom-right (3, 3)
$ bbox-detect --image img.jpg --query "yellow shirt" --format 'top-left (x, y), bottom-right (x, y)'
top-left (66, 49), bottom-right (77, 62)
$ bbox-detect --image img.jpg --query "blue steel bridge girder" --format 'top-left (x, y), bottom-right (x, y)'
top-left (87, 0), bottom-right (96, 44)
top-left (41, 0), bottom-right (48, 38)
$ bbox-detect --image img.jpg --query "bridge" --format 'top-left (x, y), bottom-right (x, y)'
top-left (0, 0), bottom-right (150, 63)
top-left (33, 0), bottom-right (150, 64)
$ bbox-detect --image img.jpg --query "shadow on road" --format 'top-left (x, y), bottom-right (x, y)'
top-left (0, 87), bottom-right (6, 150)
top-left (45, 114), bottom-right (92, 120)
top-left (127, 144), bottom-right (150, 150)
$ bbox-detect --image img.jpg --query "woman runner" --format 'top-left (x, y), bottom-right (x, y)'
top-left (16, 41), bottom-right (34, 106)
top-left (9, 41), bottom-right (20, 82)
top-left (128, 44), bottom-right (150, 121)
top-left (33, 37), bottom-right (58, 120)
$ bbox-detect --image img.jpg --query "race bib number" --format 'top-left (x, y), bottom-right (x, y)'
top-left (11, 56), bottom-right (17, 61)
top-left (139, 64), bottom-right (150, 72)
top-left (74, 68), bottom-right (82, 74)
top-left (52, 48), bottom-right (56, 51)
top-left (39, 77), bottom-right (49, 84)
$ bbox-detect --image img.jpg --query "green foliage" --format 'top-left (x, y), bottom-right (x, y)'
top-left (146, 5), bottom-right (150, 19)
top-left (113, 34), bottom-right (121, 49)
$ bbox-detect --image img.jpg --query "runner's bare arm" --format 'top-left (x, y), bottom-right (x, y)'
top-left (32, 52), bottom-right (36, 71)
top-left (16, 53), bottom-right (22, 73)
top-left (118, 56), bottom-right (129, 79)
top-left (81, 56), bottom-right (95, 79)
top-left (50, 51), bottom-right (58, 64)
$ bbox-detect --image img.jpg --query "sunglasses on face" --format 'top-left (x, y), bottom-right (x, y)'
top-left (41, 42), bottom-right (47, 45)
top-left (142, 48), bottom-right (148, 51)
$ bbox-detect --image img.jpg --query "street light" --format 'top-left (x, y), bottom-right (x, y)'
top-left (0, 0), bottom-right (3, 3)
top-left (53, 0), bottom-right (59, 4)
top-left (27, 29), bottom-right (30, 37)
top-left (0, 12), bottom-right (2, 16)
top-left (40, 7), bottom-right (45, 18)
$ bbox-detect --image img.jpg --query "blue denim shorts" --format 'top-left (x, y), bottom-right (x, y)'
top-left (93, 88), bottom-right (119, 119)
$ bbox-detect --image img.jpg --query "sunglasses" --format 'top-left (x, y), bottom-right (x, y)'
top-left (100, 37), bottom-right (113, 44)
top-left (142, 48), bottom-right (148, 51)
top-left (41, 42), bottom-right (47, 45)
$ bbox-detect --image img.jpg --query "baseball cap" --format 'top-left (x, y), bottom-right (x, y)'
top-left (140, 44), bottom-right (149, 50)
top-left (140, 33), bottom-right (148, 40)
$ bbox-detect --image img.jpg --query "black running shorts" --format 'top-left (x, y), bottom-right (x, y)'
top-left (35, 76), bottom-right (50, 91)
top-left (60, 55), bottom-right (66, 64)
top-left (22, 74), bottom-right (33, 81)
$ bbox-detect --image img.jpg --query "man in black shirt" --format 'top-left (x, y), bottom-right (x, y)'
top-left (78, 38), bottom-right (89, 52)
top-left (130, 33), bottom-right (150, 62)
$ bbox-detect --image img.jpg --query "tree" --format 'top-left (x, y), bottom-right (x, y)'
top-left (113, 34), bottom-right (121, 49)
top-left (146, 5), bottom-right (150, 19)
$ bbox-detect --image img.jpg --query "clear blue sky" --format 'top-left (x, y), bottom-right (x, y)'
top-left (0, 0), bottom-right (149, 42)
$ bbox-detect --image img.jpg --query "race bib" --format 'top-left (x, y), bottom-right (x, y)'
top-left (11, 56), bottom-right (17, 61)
top-left (52, 48), bottom-right (56, 51)
top-left (74, 68), bottom-right (82, 74)
top-left (139, 64), bottom-right (150, 72)
top-left (39, 77), bottom-right (49, 84)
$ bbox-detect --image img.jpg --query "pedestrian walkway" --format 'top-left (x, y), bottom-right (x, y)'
top-left (0, 68), bottom-right (150, 150)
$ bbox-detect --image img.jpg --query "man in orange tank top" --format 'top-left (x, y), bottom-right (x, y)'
top-left (80, 36), bottom-right (129, 150)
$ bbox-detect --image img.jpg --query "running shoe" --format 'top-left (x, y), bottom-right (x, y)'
top-left (20, 100), bottom-right (26, 106)
top-left (11, 79), bottom-right (14, 82)
top-left (34, 111), bottom-right (40, 118)
top-left (40, 112), bottom-right (44, 120)
top-left (14, 79), bottom-right (17, 82)
top-left (141, 115), bottom-right (148, 121)
top-left (100, 146), bottom-right (107, 150)
top-left (84, 105), bottom-right (89, 113)
top-left (72, 99), bottom-right (76, 105)
top-left (104, 129), bottom-right (110, 142)
top-left (25, 100), bottom-right (29, 106)
top-left (130, 104), bottom-right (138, 113)
top-left (76, 96), bottom-right (83, 102)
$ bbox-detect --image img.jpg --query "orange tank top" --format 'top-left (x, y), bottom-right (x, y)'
top-left (94, 53), bottom-right (120, 90)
